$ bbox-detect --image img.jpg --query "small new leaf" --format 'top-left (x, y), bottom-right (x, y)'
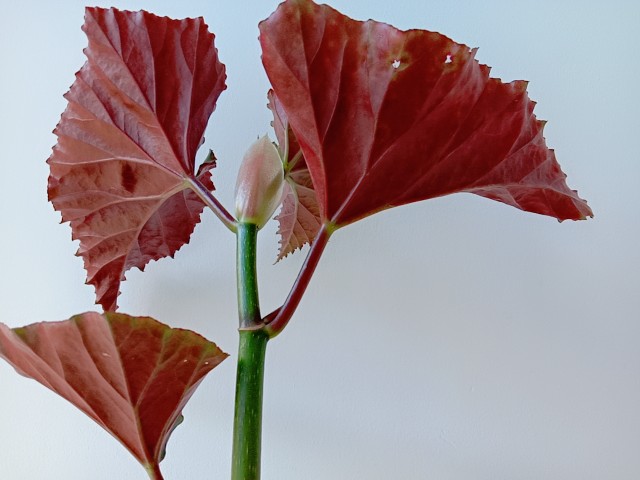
top-left (277, 170), bottom-right (322, 260)
top-left (268, 90), bottom-right (322, 259)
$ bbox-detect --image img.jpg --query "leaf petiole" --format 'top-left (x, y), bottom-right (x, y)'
top-left (264, 223), bottom-right (332, 338)
top-left (285, 149), bottom-right (303, 172)
top-left (186, 176), bottom-right (238, 233)
top-left (145, 463), bottom-right (165, 480)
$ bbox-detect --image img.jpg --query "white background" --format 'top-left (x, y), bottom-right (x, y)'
top-left (1, 1), bottom-right (638, 479)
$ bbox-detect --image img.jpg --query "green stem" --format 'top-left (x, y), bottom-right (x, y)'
top-left (232, 222), bottom-right (268, 480)
top-left (231, 330), bottom-right (268, 480)
top-left (236, 222), bottom-right (261, 329)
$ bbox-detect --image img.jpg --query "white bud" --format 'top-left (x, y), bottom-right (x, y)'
top-left (234, 135), bottom-right (285, 228)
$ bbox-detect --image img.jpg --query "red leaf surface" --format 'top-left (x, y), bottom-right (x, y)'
top-left (0, 312), bottom-right (227, 474)
top-left (48, 8), bottom-right (227, 310)
top-left (259, 0), bottom-right (592, 228)
top-left (268, 90), bottom-right (322, 259)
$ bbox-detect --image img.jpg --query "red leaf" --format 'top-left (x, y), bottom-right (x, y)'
top-left (259, 0), bottom-right (592, 228)
top-left (268, 90), bottom-right (322, 259)
top-left (48, 8), bottom-right (227, 310)
top-left (0, 312), bottom-right (227, 474)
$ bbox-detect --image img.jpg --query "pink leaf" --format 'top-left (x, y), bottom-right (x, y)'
top-left (48, 8), bottom-right (227, 310)
top-left (0, 312), bottom-right (227, 475)
top-left (268, 90), bottom-right (322, 259)
top-left (259, 0), bottom-right (592, 228)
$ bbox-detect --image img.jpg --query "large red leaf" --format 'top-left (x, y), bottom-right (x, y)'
top-left (48, 8), bottom-right (227, 310)
top-left (259, 0), bottom-right (592, 228)
top-left (268, 90), bottom-right (321, 259)
top-left (0, 312), bottom-right (227, 475)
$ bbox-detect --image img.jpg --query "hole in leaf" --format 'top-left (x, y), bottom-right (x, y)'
top-left (392, 59), bottom-right (401, 69)
top-left (445, 54), bottom-right (452, 64)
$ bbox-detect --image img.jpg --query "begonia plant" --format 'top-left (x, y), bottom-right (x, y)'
top-left (0, 1), bottom-right (591, 479)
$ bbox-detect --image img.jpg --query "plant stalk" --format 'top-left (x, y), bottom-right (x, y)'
top-left (236, 222), bottom-right (261, 329)
top-left (231, 330), bottom-right (268, 480)
top-left (232, 222), bottom-right (268, 480)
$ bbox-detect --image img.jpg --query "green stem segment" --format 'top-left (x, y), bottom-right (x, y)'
top-left (232, 330), bottom-right (268, 480)
top-left (233, 222), bottom-right (268, 480)
top-left (236, 222), bottom-right (261, 329)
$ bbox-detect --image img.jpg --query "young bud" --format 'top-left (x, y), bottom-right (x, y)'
top-left (235, 135), bottom-right (285, 228)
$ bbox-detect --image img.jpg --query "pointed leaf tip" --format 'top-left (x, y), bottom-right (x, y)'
top-left (260, 0), bottom-right (591, 228)
top-left (48, 7), bottom-right (227, 310)
top-left (0, 312), bottom-right (228, 473)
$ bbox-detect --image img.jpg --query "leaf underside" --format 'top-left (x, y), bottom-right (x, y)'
top-left (259, 0), bottom-right (592, 228)
top-left (0, 312), bottom-right (227, 473)
top-left (268, 90), bottom-right (322, 259)
top-left (47, 7), bottom-right (227, 310)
